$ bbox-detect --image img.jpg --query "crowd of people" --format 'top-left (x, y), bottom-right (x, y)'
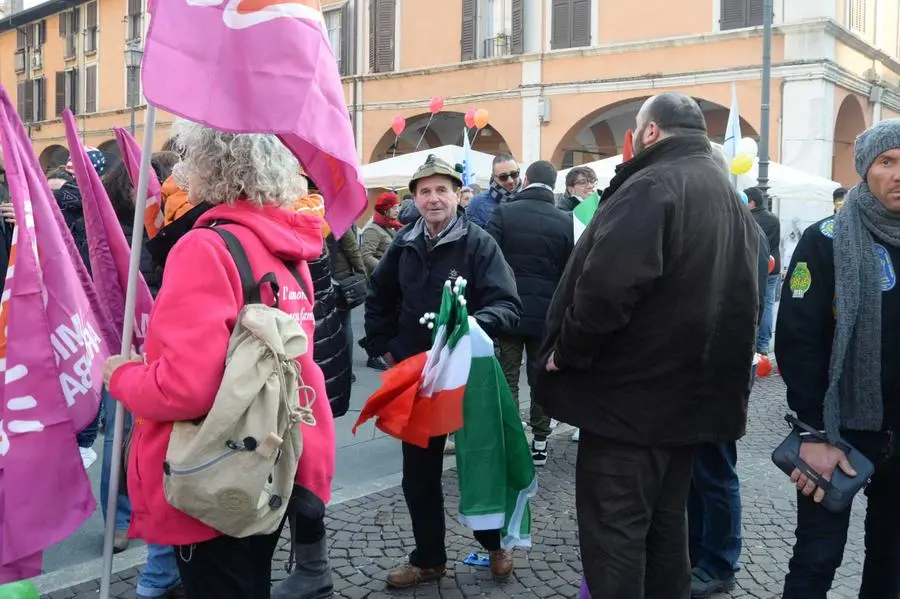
top-left (1, 90), bottom-right (899, 599)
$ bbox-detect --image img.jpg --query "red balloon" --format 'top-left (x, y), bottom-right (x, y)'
top-left (464, 108), bottom-right (476, 129)
top-left (768, 255), bottom-right (775, 274)
top-left (429, 96), bottom-right (444, 115)
top-left (391, 115), bottom-right (406, 136)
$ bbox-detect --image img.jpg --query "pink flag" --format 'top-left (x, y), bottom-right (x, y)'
top-left (0, 86), bottom-right (109, 582)
top-left (66, 111), bottom-right (155, 353)
top-left (141, 0), bottom-right (366, 237)
top-left (114, 127), bottom-right (164, 239)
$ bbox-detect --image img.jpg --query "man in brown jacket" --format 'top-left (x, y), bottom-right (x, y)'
top-left (534, 93), bottom-right (759, 598)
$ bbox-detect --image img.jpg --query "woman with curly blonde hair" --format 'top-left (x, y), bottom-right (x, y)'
top-left (103, 120), bottom-right (335, 599)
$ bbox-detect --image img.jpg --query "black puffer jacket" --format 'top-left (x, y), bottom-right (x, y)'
top-left (365, 214), bottom-right (522, 362)
top-left (122, 221), bottom-right (163, 297)
top-left (309, 242), bottom-right (352, 417)
top-left (487, 184), bottom-right (574, 339)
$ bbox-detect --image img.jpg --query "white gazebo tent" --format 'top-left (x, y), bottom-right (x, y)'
top-left (362, 144), bottom-right (497, 189)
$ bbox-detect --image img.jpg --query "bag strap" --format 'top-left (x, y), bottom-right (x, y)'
top-left (204, 220), bottom-right (312, 305)
top-left (784, 414), bottom-right (852, 454)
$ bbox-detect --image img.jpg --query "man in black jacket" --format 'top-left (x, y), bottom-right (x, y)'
top-left (776, 120), bottom-right (900, 598)
top-left (745, 186), bottom-right (781, 355)
top-left (486, 160), bottom-right (573, 466)
top-left (365, 154), bottom-right (521, 589)
top-left (534, 93), bottom-right (759, 598)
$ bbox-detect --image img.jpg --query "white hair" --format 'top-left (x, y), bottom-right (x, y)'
top-left (171, 119), bottom-right (306, 208)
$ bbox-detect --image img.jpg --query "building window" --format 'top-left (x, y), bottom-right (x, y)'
top-left (127, 0), bottom-right (143, 41)
top-left (59, 9), bottom-right (79, 60)
top-left (720, 0), bottom-right (764, 31)
top-left (15, 30), bottom-right (26, 73)
top-left (22, 78), bottom-right (46, 122)
top-left (848, 0), bottom-right (867, 33)
top-left (85, 64), bottom-right (98, 114)
top-left (550, 0), bottom-right (591, 50)
top-left (55, 69), bottom-right (78, 116)
top-left (462, 0), bottom-right (524, 61)
top-left (369, 0), bottom-right (395, 73)
top-left (325, 8), bottom-right (342, 72)
top-left (16, 82), bottom-right (27, 121)
top-left (85, 2), bottom-right (98, 54)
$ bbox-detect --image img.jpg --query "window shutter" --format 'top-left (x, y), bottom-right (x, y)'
top-left (87, 2), bottom-right (98, 27)
top-left (748, 0), bottom-right (764, 26)
top-left (55, 71), bottom-right (66, 116)
top-left (368, 0), bottom-right (376, 71)
top-left (73, 7), bottom-right (81, 32)
top-left (720, 0), bottom-right (747, 30)
top-left (571, 0), bottom-right (591, 47)
top-left (551, 0), bottom-right (571, 50)
top-left (24, 82), bottom-right (34, 122)
top-left (849, 0), bottom-right (867, 32)
top-left (460, 0), bottom-right (476, 61)
top-left (511, 0), bottom-right (524, 54)
top-left (71, 69), bottom-right (79, 114)
top-left (85, 65), bottom-right (97, 113)
top-left (374, 0), bottom-right (395, 73)
top-left (59, 11), bottom-right (68, 37)
top-left (36, 78), bottom-right (45, 121)
top-left (17, 29), bottom-right (26, 50)
top-left (38, 21), bottom-right (46, 45)
top-left (128, 0), bottom-right (142, 16)
top-left (340, 5), bottom-right (352, 76)
top-left (17, 82), bottom-right (26, 120)
top-left (24, 25), bottom-right (32, 48)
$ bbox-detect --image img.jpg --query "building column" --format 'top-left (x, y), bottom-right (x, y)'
top-left (520, 60), bottom-right (542, 164)
top-left (523, 0), bottom-right (541, 54)
top-left (779, 79), bottom-right (835, 179)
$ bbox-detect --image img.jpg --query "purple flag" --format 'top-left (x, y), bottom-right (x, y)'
top-left (114, 127), bottom-right (163, 239)
top-left (0, 86), bottom-right (109, 582)
top-left (141, 0), bottom-right (367, 237)
top-left (64, 110), bottom-right (154, 353)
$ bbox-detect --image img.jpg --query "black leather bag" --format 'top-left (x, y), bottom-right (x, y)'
top-left (335, 272), bottom-right (368, 310)
top-left (772, 414), bottom-right (875, 514)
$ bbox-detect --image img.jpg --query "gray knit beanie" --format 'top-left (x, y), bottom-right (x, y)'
top-left (855, 119), bottom-right (900, 177)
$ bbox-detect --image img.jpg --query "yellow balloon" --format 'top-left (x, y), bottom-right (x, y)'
top-left (730, 153), bottom-right (753, 176)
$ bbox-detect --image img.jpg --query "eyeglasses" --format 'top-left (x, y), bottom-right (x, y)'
top-left (573, 179), bottom-right (596, 187)
top-left (496, 171), bottom-right (520, 182)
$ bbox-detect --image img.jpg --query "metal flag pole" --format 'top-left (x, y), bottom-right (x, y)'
top-left (99, 104), bottom-right (158, 599)
top-left (757, 0), bottom-right (773, 202)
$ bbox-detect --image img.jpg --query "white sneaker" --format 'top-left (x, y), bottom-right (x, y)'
top-left (80, 447), bottom-right (98, 469)
top-left (571, 429), bottom-right (580, 442)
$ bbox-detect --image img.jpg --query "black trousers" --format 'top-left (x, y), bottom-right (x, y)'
top-left (576, 432), bottom-right (694, 599)
top-left (174, 527), bottom-right (284, 599)
top-left (783, 431), bottom-right (900, 598)
top-left (402, 435), bottom-right (501, 567)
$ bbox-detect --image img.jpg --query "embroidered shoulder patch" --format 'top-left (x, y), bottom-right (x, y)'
top-left (790, 262), bottom-right (812, 299)
top-left (819, 218), bottom-right (834, 239)
top-left (875, 244), bottom-right (896, 292)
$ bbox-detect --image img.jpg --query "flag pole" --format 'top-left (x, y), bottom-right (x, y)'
top-left (99, 104), bottom-right (158, 599)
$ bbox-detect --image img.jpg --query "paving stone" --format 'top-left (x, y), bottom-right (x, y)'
top-left (45, 376), bottom-right (868, 598)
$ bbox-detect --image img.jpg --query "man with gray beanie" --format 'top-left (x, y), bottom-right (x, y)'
top-left (486, 160), bottom-right (574, 467)
top-left (776, 119), bottom-right (900, 598)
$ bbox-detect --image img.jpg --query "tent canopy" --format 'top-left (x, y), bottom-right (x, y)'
top-left (362, 144), bottom-right (496, 190)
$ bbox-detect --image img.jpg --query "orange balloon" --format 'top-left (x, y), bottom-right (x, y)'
top-left (474, 108), bottom-right (490, 130)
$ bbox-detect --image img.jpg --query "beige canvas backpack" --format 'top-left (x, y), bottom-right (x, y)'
top-left (162, 226), bottom-right (316, 538)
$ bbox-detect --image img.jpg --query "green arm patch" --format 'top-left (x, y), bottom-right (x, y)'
top-left (790, 262), bottom-right (812, 299)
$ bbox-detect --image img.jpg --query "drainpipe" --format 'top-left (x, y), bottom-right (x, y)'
top-left (757, 0), bottom-right (774, 198)
top-left (870, 84), bottom-right (884, 125)
top-left (353, 0), bottom-right (365, 161)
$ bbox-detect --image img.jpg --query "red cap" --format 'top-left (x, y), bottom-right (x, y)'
top-left (375, 191), bottom-right (399, 213)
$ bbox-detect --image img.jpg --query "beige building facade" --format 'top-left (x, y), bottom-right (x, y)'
top-left (1, 0), bottom-right (900, 189)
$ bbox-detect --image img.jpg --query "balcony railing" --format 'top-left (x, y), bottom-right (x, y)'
top-left (482, 34), bottom-right (511, 59)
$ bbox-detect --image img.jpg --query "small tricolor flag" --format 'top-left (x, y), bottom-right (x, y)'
top-left (573, 191), bottom-right (600, 242)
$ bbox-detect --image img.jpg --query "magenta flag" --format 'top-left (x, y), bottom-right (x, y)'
top-left (141, 0), bottom-right (366, 237)
top-left (0, 87), bottom-right (109, 582)
top-left (65, 111), bottom-right (155, 353)
top-left (114, 126), bottom-right (164, 239)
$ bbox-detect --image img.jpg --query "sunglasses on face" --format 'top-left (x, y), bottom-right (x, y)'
top-left (496, 171), bottom-right (520, 182)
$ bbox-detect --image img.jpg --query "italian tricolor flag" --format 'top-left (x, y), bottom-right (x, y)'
top-left (573, 191), bottom-right (600, 241)
top-left (354, 277), bottom-right (536, 548)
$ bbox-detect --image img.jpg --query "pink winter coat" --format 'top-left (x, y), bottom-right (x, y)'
top-left (110, 201), bottom-right (335, 546)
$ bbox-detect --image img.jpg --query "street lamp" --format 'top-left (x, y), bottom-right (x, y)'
top-left (124, 40), bottom-right (143, 136)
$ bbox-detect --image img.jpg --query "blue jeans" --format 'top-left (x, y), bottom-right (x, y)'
top-left (100, 389), bottom-right (181, 597)
top-left (756, 274), bottom-right (780, 353)
top-left (688, 441), bottom-right (742, 579)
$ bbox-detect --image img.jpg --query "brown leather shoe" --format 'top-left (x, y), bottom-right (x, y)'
top-left (386, 564), bottom-right (447, 589)
top-left (489, 549), bottom-right (514, 579)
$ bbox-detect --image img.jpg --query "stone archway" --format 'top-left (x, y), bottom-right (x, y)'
top-left (38, 144), bottom-right (70, 172)
top-left (551, 96), bottom-right (759, 168)
top-left (832, 95), bottom-right (867, 187)
top-left (368, 111), bottom-right (511, 163)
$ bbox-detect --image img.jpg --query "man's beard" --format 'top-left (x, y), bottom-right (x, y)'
top-left (631, 126), bottom-right (646, 156)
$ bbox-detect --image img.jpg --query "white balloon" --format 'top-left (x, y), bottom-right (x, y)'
top-left (738, 137), bottom-right (759, 158)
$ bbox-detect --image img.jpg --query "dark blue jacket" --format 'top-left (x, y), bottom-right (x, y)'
top-left (465, 190), bottom-right (499, 228)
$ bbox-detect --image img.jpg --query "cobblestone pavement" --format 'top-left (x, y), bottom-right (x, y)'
top-left (44, 375), bottom-right (867, 599)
